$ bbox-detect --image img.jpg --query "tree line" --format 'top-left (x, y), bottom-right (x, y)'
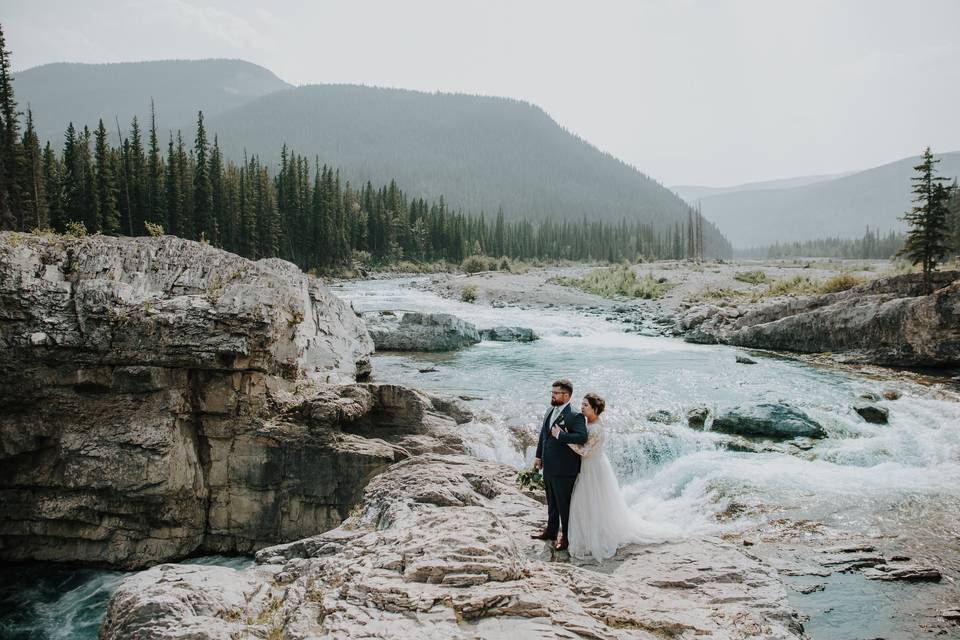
top-left (0, 23), bottom-right (726, 270)
top-left (736, 227), bottom-right (907, 260)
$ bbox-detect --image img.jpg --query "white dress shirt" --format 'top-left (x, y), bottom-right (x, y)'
top-left (550, 401), bottom-right (570, 428)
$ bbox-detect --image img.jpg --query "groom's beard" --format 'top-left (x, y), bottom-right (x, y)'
top-left (550, 398), bottom-right (565, 406)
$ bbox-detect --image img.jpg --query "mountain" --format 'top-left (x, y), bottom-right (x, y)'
top-left (682, 152), bottom-right (960, 248)
top-left (204, 85), bottom-right (725, 236)
top-left (13, 59), bottom-right (291, 143)
top-left (671, 171), bottom-right (855, 202)
top-left (13, 60), bottom-right (731, 255)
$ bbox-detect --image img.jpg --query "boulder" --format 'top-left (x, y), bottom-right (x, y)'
top-left (854, 405), bottom-right (889, 424)
top-left (687, 407), bottom-right (710, 429)
top-left (711, 404), bottom-right (826, 440)
top-left (101, 455), bottom-right (805, 640)
top-left (684, 329), bottom-right (719, 345)
top-left (366, 311), bottom-right (481, 351)
top-left (0, 233), bottom-right (464, 569)
top-left (480, 326), bottom-right (538, 342)
top-left (736, 354), bottom-right (757, 364)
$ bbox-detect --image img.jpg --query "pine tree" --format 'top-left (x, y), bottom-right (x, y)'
top-left (209, 134), bottom-right (226, 247)
top-left (20, 108), bottom-right (47, 229)
top-left (193, 111), bottom-right (215, 243)
top-left (0, 22), bottom-right (22, 230)
top-left (897, 147), bottom-right (951, 293)
top-left (146, 100), bottom-right (165, 229)
top-left (94, 120), bottom-right (120, 234)
top-left (165, 133), bottom-right (182, 236)
top-left (126, 116), bottom-right (146, 234)
top-left (946, 181), bottom-right (960, 260)
top-left (42, 141), bottom-right (62, 231)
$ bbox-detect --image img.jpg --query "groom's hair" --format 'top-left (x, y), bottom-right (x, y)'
top-left (552, 379), bottom-right (573, 395)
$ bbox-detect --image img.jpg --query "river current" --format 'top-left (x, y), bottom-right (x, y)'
top-left (3, 276), bottom-right (958, 639)
top-left (335, 277), bottom-right (960, 638)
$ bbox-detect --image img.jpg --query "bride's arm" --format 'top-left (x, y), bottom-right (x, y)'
top-left (568, 426), bottom-right (602, 458)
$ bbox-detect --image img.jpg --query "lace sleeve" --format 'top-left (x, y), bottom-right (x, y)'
top-left (569, 425), bottom-right (603, 458)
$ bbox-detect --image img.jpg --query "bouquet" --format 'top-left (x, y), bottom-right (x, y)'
top-left (516, 467), bottom-right (545, 491)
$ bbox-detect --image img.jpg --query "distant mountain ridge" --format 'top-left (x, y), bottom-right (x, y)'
top-left (13, 60), bottom-right (732, 255)
top-left (677, 152), bottom-right (960, 248)
top-left (14, 59), bottom-right (291, 143)
top-left (671, 171), bottom-right (856, 202)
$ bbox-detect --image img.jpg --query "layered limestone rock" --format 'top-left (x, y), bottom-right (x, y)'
top-left (679, 271), bottom-right (960, 367)
top-left (101, 455), bottom-right (805, 640)
top-left (0, 233), bottom-right (469, 568)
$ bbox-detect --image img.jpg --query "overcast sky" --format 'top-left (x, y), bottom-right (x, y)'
top-left (3, 0), bottom-right (959, 187)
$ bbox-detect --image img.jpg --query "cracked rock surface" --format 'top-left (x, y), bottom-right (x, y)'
top-left (102, 455), bottom-right (805, 639)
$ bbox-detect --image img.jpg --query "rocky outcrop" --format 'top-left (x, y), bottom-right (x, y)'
top-left (0, 233), bottom-right (468, 569)
top-left (365, 311), bottom-right (481, 351)
top-left (680, 272), bottom-right (960, 367)
top-left (711, 404), bottom-right (825, 440)
top-left (101, 454), bottom-right (804, 640)
top-left (480, 326), bottom-right (538, 342)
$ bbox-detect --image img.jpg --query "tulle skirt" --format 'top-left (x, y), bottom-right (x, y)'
top-left (568, 452), bottom-right (672, 561)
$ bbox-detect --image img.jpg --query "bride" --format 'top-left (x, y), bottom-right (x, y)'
top-left (565, 393), bottom-right (672, 561)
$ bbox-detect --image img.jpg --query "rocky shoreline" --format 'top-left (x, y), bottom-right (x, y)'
top-left (415, 261), bottom-right (960, 369)
top-left (101, 454), bottom-right (805, 640)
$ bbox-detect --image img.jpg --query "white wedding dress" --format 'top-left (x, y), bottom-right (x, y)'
top-left (568, 418), bottom-right (670, 561)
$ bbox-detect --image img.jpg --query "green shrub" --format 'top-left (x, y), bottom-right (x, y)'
top-left (734, 270), bottom-right (767, 285)
top-left (144, 221), bottom-right (164, 237)
top-left (818, 273), bottom-right (864, 293)
top-left (461, 285), bottom-right (478, 303)
top-left (64, 221), bottom-right (87, 238)
top-left (461, 255), bottom-right (493, 274)
top-left (765, 275), bottom-right (818, 296)
top-left (554, 264), bottom-right (674, 299)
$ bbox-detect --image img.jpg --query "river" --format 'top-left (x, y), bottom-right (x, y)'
top-left (3, 275), bottom-right (958, 639)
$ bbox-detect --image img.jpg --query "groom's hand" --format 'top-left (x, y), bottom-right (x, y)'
top-left (533, 457), bottom-right (542, 471)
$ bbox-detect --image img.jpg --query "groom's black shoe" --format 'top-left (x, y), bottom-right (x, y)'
top-left (554, 534), bottom-right (569, 551)
top-left (531, 528), bottom-right (557, 541)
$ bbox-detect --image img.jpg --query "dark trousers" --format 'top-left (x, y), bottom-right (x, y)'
top-left (544, 473), bottom-right (577, 536)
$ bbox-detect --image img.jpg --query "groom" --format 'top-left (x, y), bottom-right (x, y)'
top-left (531, 378), bottom-right (588, 551)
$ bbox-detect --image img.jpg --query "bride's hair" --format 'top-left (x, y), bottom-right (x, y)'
top-left (584, 392), bottom-right (605, 416)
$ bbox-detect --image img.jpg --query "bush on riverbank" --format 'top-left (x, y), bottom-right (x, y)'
top-left (734, 270), bottom-right (768, 285)
top-left (460, 255), bottom-right (529, 274)
top-left (553, 263), bottom-right (674, 299)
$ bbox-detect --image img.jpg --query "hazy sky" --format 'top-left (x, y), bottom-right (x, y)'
top-left (3, 0), bottom-right (959, 187)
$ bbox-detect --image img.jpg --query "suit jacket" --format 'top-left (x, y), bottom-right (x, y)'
top-left (535, 403), bottom-right (588, 477)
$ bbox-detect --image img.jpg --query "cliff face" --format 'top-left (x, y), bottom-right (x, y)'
top-left (0, 233), bottom-right (468, 568)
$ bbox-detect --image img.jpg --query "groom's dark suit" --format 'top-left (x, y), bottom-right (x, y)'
top-left (535, 403), bottom-right (588, 538)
